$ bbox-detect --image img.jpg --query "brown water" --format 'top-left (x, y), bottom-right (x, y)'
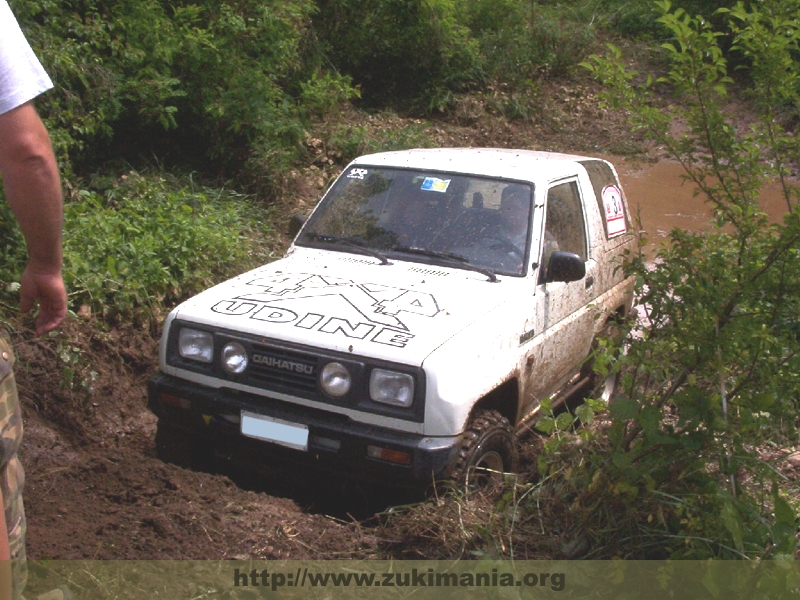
top-left (614, 159), bottom-right (792, 248)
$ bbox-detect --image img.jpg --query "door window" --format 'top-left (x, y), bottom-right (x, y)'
top-left (541, 181), bottom-right (587, 280)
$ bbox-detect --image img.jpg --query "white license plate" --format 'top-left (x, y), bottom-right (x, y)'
top-left (240, 412), bottom-right (309, 451)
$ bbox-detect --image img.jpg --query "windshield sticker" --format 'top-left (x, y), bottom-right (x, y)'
top-left (347, 168), bottom-right (369, 180)
top-left (210, 273), bottom-right (442, 348)
top-left (601, 184), bottom-right (627, 238)
top-left (420, 177), bottom-right (451, 193)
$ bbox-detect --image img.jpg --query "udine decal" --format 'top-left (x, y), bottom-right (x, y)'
top-left (211, 273), bottom-right (442, 348)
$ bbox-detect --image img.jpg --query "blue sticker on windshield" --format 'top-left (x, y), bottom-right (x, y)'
top-left (421, 177), bottom-right (451, 193)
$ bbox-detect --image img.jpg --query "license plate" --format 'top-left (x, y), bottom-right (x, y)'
top-left (240, 412), bottom-right (309, 451)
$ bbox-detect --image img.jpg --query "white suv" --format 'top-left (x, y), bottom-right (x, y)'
top-left (148, 148), bottom-right (635, 487)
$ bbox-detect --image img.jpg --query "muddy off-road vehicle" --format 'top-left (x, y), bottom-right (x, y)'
top-left (148, 148), bottom-right (636, 487)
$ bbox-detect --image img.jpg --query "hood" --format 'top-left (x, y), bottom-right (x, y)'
top-left (169, 248), bottom-right (517, 365)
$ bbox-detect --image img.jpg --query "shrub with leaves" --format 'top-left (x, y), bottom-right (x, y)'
top-left (462, 0), bottom-right (596, 83)
top-left (326, 119), bottom-right (436, 164)
top-left (11, 0), bottom-right (350, 191)
top-left (312, 0), bottom-right (483, 111)
top-left (58, 172), bottom-right (272, 318)
top-left (532, 0), bottom-right (800, 559)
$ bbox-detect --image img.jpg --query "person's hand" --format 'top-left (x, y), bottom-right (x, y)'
top-left (18, 264), bottom-right (67, 336)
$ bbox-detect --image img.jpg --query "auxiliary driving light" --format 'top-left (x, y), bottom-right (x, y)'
top-left (319, 361), bottom-right (351, 397)
top-left (221, 341), bottom-right (248, 374)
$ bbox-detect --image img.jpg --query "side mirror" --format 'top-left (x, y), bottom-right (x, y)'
top-left (287, 214), bottom-right (307, 238)
top-left (546, 251), bottom-right (585, 283)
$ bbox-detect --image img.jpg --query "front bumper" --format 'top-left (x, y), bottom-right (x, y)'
top-left (148, 372), bottom-right (460, 485)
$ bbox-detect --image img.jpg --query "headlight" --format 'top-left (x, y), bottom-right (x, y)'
top-left (221, 341), bottom-right (248, 374)
top-left (370, 369), bottom-right (414, 407)
top-left (178, 328), bottom-right (213, 363)
top-left (319, 362), bottom-right (351, 397)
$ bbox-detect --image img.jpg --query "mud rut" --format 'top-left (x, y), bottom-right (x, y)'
top-left (16, 321), bottom-right (414, 561)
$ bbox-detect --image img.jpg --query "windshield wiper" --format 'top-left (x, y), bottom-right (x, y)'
top-left (391, 245), bottom-right (498, 282)
top-left (306, 233), bottom-right (390, 265)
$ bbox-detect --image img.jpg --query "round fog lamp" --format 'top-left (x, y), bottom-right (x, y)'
top-left (320, 362), bottom-right (351, 397)
top-left (221, 341), bottom-right (248, 374)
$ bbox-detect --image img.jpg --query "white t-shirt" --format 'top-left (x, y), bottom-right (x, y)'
top-left (0, 0), bottom-right (53, 115)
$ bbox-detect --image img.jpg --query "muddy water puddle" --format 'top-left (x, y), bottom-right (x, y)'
top-left (613, 159), bottom-right (792, 249)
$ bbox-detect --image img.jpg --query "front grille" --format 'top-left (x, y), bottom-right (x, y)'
top-left (245, 344), bottom-right (318, 395)
top-left (168, 320), bottom-right (425, 422)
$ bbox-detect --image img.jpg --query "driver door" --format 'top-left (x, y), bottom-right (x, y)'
top-left (526, 178), bottom-right (596, 400)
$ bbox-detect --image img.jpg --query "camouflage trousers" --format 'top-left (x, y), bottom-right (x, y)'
top-left (0, 334), bottom-right (26, 600)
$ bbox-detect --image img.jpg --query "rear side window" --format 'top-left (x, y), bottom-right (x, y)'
top-left (580, 159), bottom-right (629, 239)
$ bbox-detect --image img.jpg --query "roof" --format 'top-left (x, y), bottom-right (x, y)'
top-left (351, 148), bottom-right (601, 182)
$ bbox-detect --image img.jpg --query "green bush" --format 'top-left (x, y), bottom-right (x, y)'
top-left (59, 172), bottom-right (271, 317)
top-left (11, 0), bottom-right (342, 189)
top-left (534, 0), bottom-right (800, 559)
top-left (456, 0), bottom-right (597, 99)
top-left (326, 120), bottom-right (436, 164)
top-left (312, 0), bottom-right (483, 110)
top-left (599, 1), bottom-right (663, 39)
top-left (0, 203), bottom-right (29, 313)
top-left (7, 0), bottom-right (748, 196)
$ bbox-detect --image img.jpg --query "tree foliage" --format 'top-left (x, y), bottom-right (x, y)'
top-left (9, 0), bottom-right (740, 182)
top-left (534, 0), bottom-right (800, 559)
top-left (312, 0), bottom-right (482, 110)
top-left (11, 0), bottom-right (344, 186)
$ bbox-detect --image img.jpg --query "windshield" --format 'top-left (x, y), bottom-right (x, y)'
top-left (296, 165), bottom-right (534, 277)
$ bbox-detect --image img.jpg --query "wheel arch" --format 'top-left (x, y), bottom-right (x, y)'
top-left (471, 377), bottom-right (519, 427)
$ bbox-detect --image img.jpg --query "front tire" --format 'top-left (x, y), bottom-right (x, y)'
top-left (450, 410), bottom-right (518, 491)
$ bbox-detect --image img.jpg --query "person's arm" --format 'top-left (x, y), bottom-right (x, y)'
top-left (0, 101), bottom-right (66, 336)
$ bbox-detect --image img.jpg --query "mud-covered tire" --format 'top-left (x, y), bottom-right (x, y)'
top-left (155, 421), bottom-right (203, 469)
top-left (450, 410), bottom-right (518, 491)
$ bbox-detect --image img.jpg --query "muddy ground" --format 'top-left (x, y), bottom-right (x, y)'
top-left (12, 76), bottom-right (677, 562)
